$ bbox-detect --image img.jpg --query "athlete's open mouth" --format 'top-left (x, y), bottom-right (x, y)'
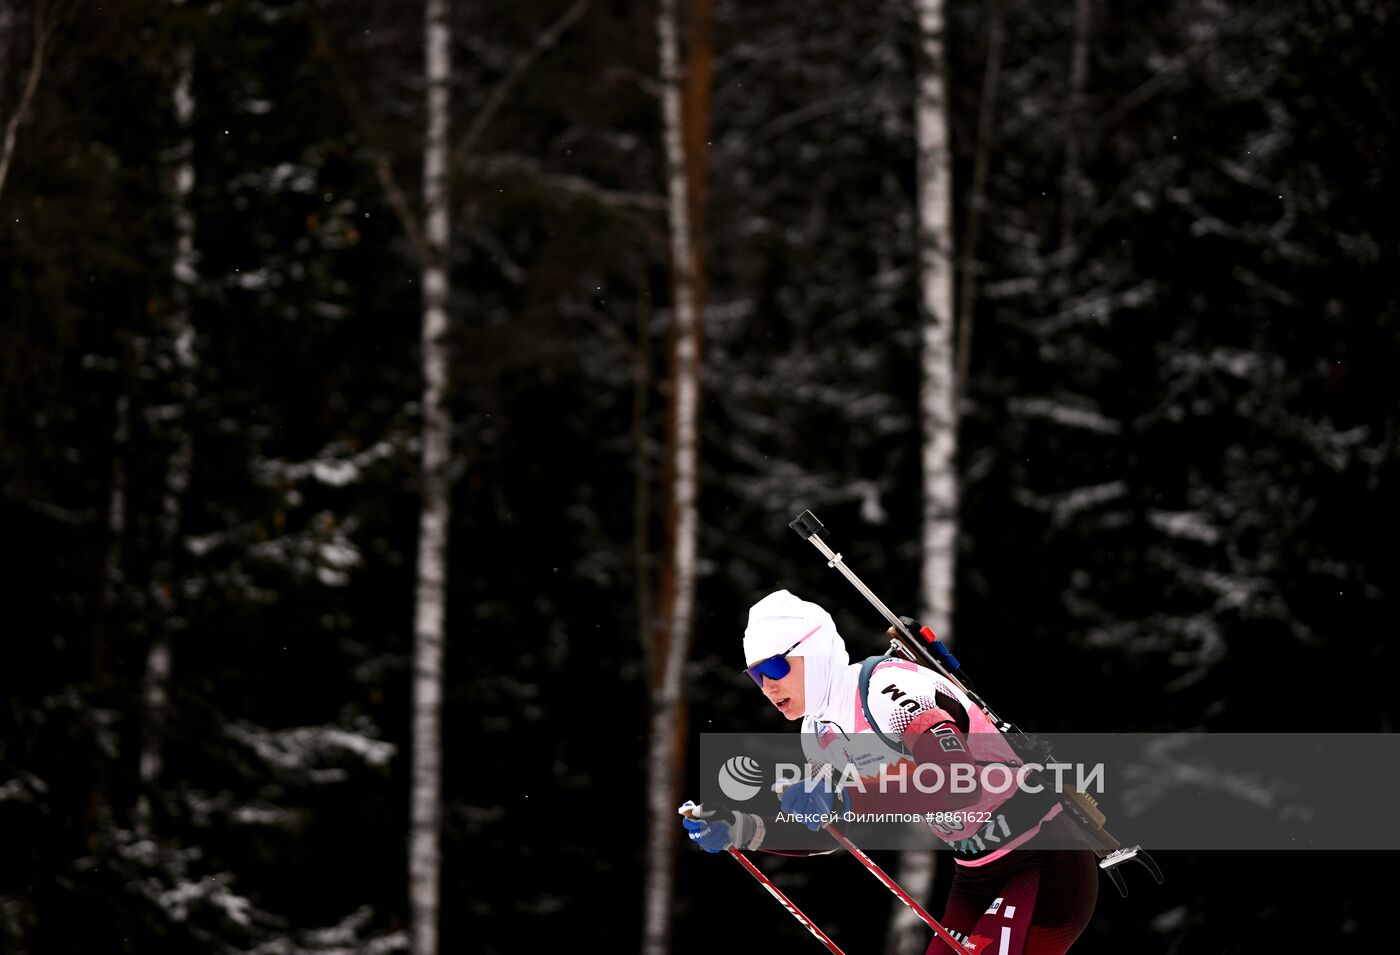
top-left (776, 697), bottom-right (791, 710)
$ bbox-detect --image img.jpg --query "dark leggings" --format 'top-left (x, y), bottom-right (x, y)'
top-left (930, 819), bottom-right (1100, 955)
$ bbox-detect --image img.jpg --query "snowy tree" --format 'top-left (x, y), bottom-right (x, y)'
top-left (643, 0), bottom-right (711, 952)
top-left (2, 1), bottom-right (1398, 952)
top-left (886, 0), bottom-right (958, 950)
top-left (406, 2), bottom-right (452, 953)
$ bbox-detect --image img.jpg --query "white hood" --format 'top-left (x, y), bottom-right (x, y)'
top-left (743, 590), bottom-right (853, 725)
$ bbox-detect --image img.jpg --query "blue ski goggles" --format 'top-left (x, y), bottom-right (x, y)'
top-left (743, 625), bottom-right (820, 686)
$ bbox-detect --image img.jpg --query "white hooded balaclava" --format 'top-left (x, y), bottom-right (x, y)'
top-left (743, 590), bottom-right (851, 724)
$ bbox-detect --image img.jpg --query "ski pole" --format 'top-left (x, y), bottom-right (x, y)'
top-left (821, 824), bottom-right (967, 954)
top-left (724, 847), bottom-right (849, 954)
top-left (679, 805), bottom-right (848, 954)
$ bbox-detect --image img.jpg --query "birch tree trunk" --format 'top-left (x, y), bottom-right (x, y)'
top-left (890, 0), bottom-right (957, 951)
top-left (312, 6), bottom-right (587, 951)
top-left (913, 0), bottom-right (956, 645)
top-left (642, 0), bottom-right (706, 951)
top-left (410, 3), bottom-right (451, 955)
top-left (137, 37), bottom-right (197, 838)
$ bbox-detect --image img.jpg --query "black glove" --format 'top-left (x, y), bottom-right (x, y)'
top-left (677, 799), bottom-right (766, 852)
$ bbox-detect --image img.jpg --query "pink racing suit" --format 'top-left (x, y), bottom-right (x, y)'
top-left (794, 658), bottom-right (1098, 954)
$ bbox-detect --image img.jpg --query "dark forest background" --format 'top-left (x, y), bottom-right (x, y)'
top-left (2, 0), bottom-right (1397, 952)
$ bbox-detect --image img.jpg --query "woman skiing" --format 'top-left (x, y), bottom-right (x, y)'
top-left (680, 589), bottom-right (1099, 955)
